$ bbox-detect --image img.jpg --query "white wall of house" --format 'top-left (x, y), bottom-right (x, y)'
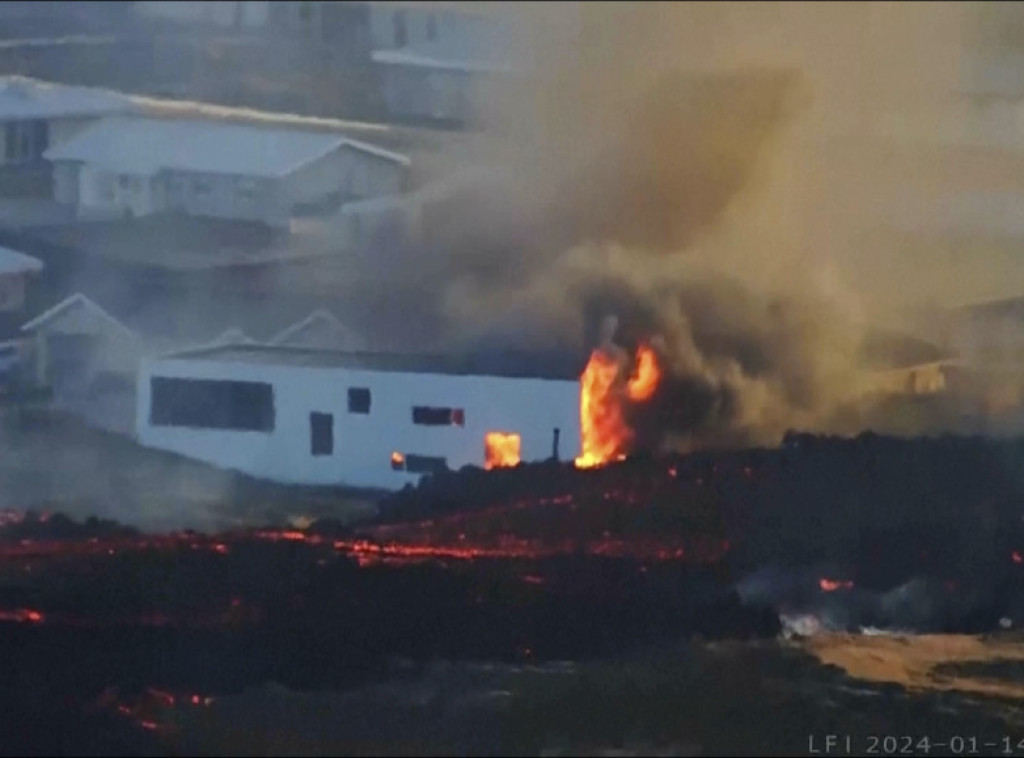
top-left (283, 145), bottom-right (406, 208)
top-left (72, 165), bottom-right (158, 219)
top-left (136, 356), bottom-right (581, 489)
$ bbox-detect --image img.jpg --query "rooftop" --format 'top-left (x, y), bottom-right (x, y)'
top-left (43, 116), bottom-right (409, 178)
top-left (0, 246), bottom-right (43, 276)
top-left (160, 344), bottom-right (585, 381)
top-left (0, 76), bottom-right (133, 120)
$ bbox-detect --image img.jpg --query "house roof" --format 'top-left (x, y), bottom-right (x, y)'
top-left (206, 327), bottom-right (258, 348)
top-left (21, 292), bottom-right (138, 340)
top-left (43, 116), bottom-right (410, 178)
top-left (0, 76), bottom-right (133, 120)
top-left (371, 15), bottom-right (529, 75)
top-left (158, 343), bottom-right (585, 381)
top-left (269, 309), bottom-right (363, 351)
top-left (0, 246), bottom-right (43, 276)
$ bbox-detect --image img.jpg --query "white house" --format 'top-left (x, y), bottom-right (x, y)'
top-left (0, 77), bottom-right (133, 169)
top-left (0, 246), bottom-right (43, 314)
top-left (43, 116), bottom-right (410, 227)
top-left (20, 293), bottom-right (142, 433)
top-left (370, 6), bottom-right (530, 125)
top-left (136, 343), bottom-right (582, 490)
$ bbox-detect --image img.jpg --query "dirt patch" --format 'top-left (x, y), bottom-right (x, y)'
top-left (803, 633), bottom-right (1024, 698)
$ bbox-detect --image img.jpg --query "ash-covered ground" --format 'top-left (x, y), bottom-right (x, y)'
top-left (3, 428), bottom-right (1024, 755)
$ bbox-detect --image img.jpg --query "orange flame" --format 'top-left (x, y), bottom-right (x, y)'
top-left (819, 578), bottom-right (854, 592)
top-left (627, 345), bottom-right (660, 401)
top-left (485, 432), bottom-right (521, 470)
top-left (391, 451), bottom-right (405, 468)
top-left (575, 344), bottom-right (660, 469)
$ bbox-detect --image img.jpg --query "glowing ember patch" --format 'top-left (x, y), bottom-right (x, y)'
top-left (391, 451), bottom-right (405, 470)
top-left (485, 432), bottom-right (521, 470)
top-left (626, 345), bottom-right (660, 401)
top-left (1013, 551), bottom-right (1023, 565)
top-left (819, 578), bottom-right (854, 592)
top-left (0, 608), bottom-right (44, 623)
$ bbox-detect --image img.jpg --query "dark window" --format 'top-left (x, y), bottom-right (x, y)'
top-left (412, 406), bottom-right (465, 426)
top-left (150, 377), bottom-right (275, 431)
top-left (310, 412), bottom-right (333, 455)
top-left (348, 387), bottom-right (371, 414)
top-left (4, 123), bottom-right (16, 161)
top-left (404, 454), bottom-right (447, 474)
top-left (32, 119), bottom-right (48, 156)
top-left (393, 9), bottom-right (407, 46)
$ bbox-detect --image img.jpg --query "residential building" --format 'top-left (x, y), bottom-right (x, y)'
top-left (44, 116), bottom-right (410, 227)
top-left (136, 344), bottom-right (582, 489)
top-left (0, 76), bottom-right (133, 195)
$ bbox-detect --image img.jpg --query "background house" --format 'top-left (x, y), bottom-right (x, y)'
top-left (136, 343), bottom-right (582, 489)
top-left (0, 244), bottom-right (43, 322)
top-left (269, 309), bottom-right (363, 351)
top-left (0, 76), bottom-right (133, 196)
top-left (43, 116), bottom-right (410, 227)
top-left (20, 293), bottom-right (142, 434)
top-left (370, 6), bottom-right (529, 126)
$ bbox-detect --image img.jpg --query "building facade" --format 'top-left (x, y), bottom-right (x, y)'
top-left (44, 116), bottom-right (409, 227)
top-left (136, 344), bottom-right (582, 490)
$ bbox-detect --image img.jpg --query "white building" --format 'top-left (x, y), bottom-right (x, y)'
top-left (0, 77), bottom-right (133, 197)
top-left (43, 116), bottom-right (410, 227)
top-left (0, 246), bottom-right (43, 314)
top-left (20, 293), bottom-right (142, 434)
top-left (136, 344), bottom-right (582, 490)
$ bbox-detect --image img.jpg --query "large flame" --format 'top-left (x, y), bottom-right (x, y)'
top-left (575, 344), bottom-right (661, 468)
top-left (485, 432), bottom-right (522, 470)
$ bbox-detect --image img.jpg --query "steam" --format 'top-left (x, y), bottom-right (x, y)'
top-left (399, 3), bottom-right (997, 450)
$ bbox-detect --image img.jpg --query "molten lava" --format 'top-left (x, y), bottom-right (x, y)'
top-left (575, 344), bottom-right (660, 468)
top-left (485, 432), bottom-right (521, 470)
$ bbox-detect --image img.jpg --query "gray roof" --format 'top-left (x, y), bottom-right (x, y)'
top-left (44, 116), bottom-right (410, 178)
top-left (0, 76), bottom-right (132, 120)
top-left (159, 343), bottom-right (584, 381)
top-left (0, 245), bottom-right (43, 275)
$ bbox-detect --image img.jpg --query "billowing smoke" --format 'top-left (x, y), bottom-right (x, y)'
top-left (387, 3), bottom-right (992, 451)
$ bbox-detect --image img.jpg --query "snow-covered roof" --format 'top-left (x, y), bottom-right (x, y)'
top-left (0, 76), bottom-right (133, 121)
top-left (0, 246), bottom-right (43, 276)
top-left (371, 17), bottom-right (529, 75)
top-left (269, 309), bottom-right (363, 351)
top-left (207, 327), bottom-right (258, 348)
top-left (20, 293), bottom-right (138, 341)
top-left (44, 116), bottom-right (410, 178)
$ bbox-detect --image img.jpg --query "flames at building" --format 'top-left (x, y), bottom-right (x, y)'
top-left (575, 343), bottom-right (661, 468)
top-left (485, 431), bottom-right (522, 470)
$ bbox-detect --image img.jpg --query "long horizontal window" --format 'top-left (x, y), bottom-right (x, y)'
top-left (150, 377), bottom-right (275, 432)
top-left (391, 452), bottom-right (447, 475)
top-left (412, 406), bottom-right (464, 426)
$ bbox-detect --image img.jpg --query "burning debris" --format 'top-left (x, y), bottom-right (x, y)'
top-left (484, 432), bottom-right (522, 470)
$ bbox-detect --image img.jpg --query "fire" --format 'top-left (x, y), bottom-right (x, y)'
top-left (485, 432), bottom-right (521, 470)
top-left (391, 451), bottom-right (405, 468)
top-left (575, 344), bottom-right (661, 468)
top-left (626, 345), bottom-right (660, 401)
top-left (819, 578), bottom-right (854, 592)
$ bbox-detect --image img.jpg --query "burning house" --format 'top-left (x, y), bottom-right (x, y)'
top-left (136, 344), bottom-right (582, 489)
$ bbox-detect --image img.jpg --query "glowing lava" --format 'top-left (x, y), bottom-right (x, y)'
top-left (485, 432), bottom-right (522, 470)
top-left (819, 578), bottom-right (854, 592)
top-left (575, 344), bottom-right (660, 469)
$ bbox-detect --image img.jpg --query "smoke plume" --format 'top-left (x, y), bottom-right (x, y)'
top-left (379, 2), bottom-right (999, 452)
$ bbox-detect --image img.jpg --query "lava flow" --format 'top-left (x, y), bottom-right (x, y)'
top-left (575, 344), bottom-right (661, 468)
